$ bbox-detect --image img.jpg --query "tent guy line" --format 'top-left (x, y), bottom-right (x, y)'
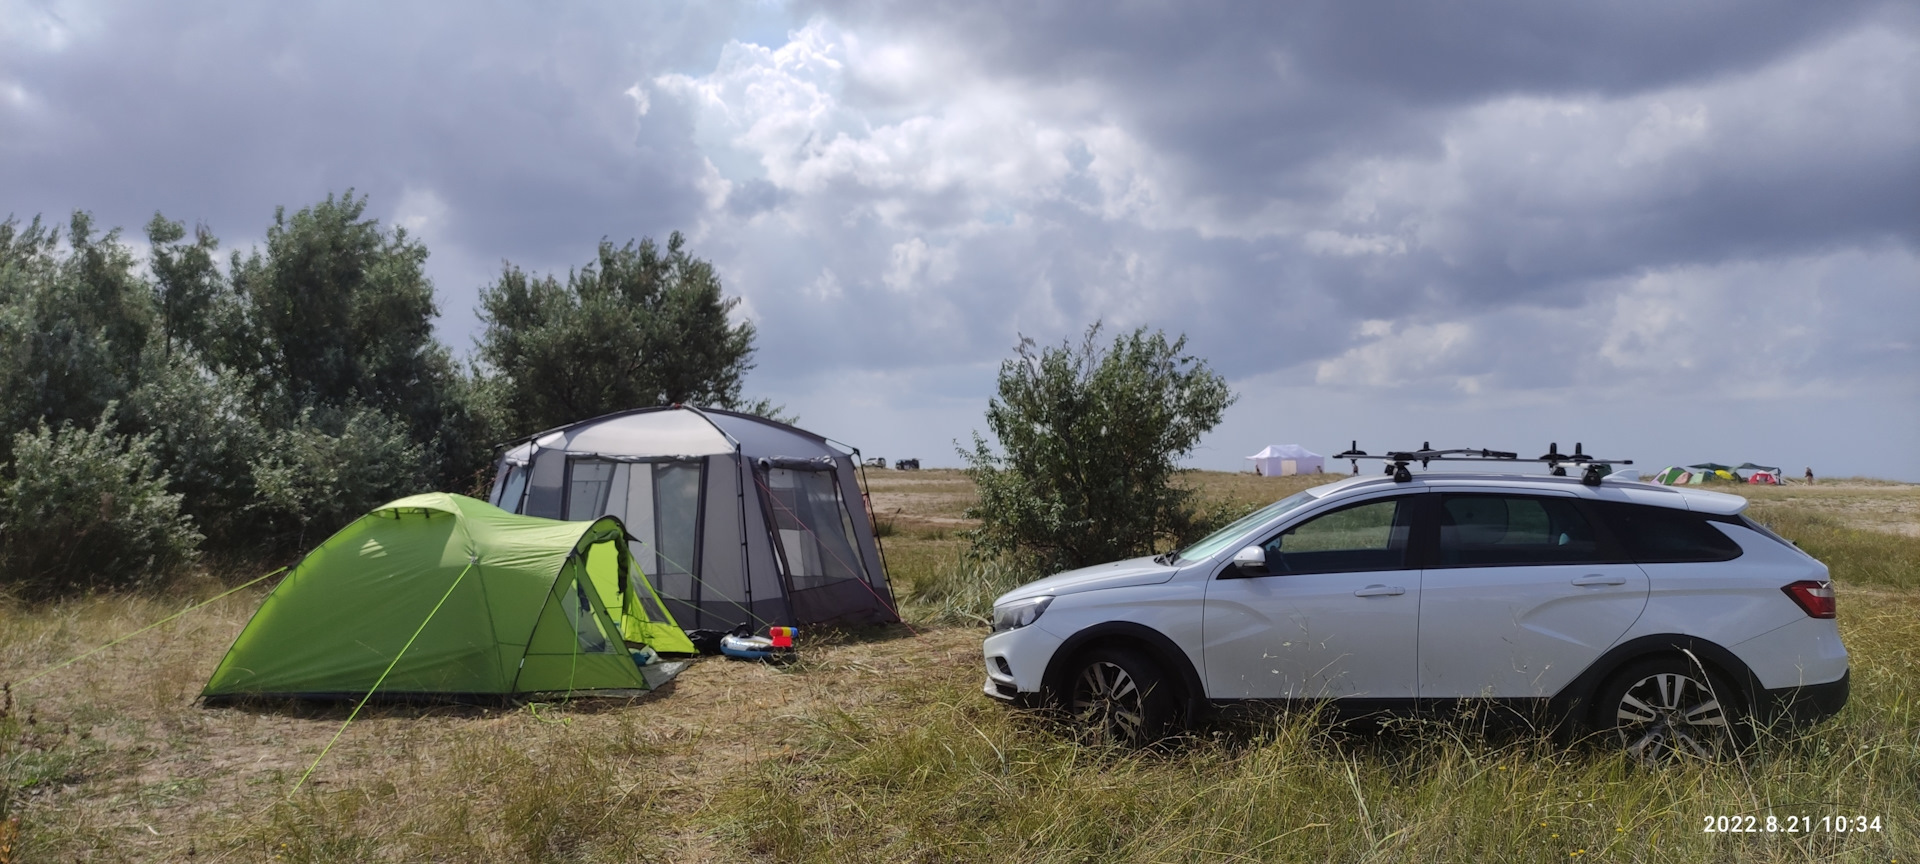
top-left (12, 566), bottom-right (289, 688)
top-left (289, 560), bottom-right (474, 798)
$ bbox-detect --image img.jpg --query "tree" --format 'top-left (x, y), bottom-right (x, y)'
top-left (961, 323), bottom-right (1236, 575)
top-left (477, 231), bottom-right (773, 435)
top-left (145, 213), bottom-right (227, 361)
top-left (0, 213), bottom-right (155, 450)
top-left (221, 192), bottom-right (482, 490)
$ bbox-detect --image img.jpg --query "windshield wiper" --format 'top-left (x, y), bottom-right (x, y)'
top-left (1153, 551), bottom-right (1178, 566)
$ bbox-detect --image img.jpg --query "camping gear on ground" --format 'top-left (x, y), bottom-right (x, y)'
top-left (720, 629), bottom-right (798, 662)
top-left (203, 493), bottom-right (697, 702)
top-left (490, 405), bottom-right (900, 630)
top-left (1747, 471), bottom-right (1780, 484)
top-left (1247, 444), bottom-right (1324, 476)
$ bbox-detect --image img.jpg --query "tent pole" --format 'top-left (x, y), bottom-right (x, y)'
top-left (851, 447), bottom-right (894, 604)
top-left (735, 444), bottom-right (751, 629)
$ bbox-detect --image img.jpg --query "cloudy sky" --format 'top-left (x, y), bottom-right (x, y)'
top-left (5, 1), bottom-right (1917, 478)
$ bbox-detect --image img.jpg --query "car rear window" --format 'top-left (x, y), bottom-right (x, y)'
top-left (1591, 502), bottom-right (1743, 563)
top-left (1434, 494), bottom-right (1606, 566)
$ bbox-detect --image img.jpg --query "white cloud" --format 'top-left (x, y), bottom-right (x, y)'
top-left (392, 186), bottom-right (448, 236)
top-left (882, 236), bottom-right (955, 293)
top-left (1303, 230), bottom-right (1407, 257)
top-left (1315, 320), bottom-right (1475, 388)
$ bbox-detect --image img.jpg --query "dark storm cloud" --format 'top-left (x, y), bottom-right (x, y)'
top-left (1, 0), bottom-right (746, 309)
top-left (4, 1), bottom-right (1915, 474)
top-left (807, 0), bottom-right (1894, 200)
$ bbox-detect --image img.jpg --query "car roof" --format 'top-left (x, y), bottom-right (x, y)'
top-left (1308, 471), bottom-right (1748, 515)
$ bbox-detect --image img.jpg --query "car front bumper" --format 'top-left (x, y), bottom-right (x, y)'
top-left (981, 621), bottom-right (1065, 704)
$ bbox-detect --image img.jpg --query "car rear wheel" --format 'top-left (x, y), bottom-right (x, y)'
top-left (1595, 656), bottom-right (1744, 763)
top-left (1064, 646), bottom-right (1176, 746)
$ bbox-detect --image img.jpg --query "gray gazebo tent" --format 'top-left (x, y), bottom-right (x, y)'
top-left (489, 406), bottom-right (899, 630)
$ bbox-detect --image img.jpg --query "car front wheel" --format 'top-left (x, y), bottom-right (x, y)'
top-left (1595, 656), bottom-right (1745, 762)
top-left (1063, 646), bottom-right (1176, 746)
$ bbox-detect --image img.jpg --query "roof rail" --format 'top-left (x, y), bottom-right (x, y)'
top-left (1332, 441), bottom-right (1633, 486)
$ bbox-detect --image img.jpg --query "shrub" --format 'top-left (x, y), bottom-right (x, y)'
top-left (122, 360), bottom-right (268, 554)
top-left (0, 413), bottom-right (201, 596)
top-left (961, 323), bottom-right (1235, 575)
top-left (250, 406), bottom-right (429, 551)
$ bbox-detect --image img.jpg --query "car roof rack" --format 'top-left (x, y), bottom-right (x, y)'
top-left (1331, 441), bottom-right (1633, 486)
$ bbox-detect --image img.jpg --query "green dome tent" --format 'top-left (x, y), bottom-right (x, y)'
top-left (204, 493), bottom-right (696, 702)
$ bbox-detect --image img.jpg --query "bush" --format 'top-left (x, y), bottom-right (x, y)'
top-left (122, 360), bottom-right (268, 553)
top-left (961, 324), bottom-right (1235, 575)
top-left (0, 413), bottom-right (201, 596)
top-left (250, 406), bottom-right (429, 551)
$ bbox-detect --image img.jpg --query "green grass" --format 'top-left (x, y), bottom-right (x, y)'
top-left (0, 471), bottom-right (1914, 861)
top-left (715, 587), bottom-right (1920, 863)
top-left (1744, 502), bottom-right (1920, 591)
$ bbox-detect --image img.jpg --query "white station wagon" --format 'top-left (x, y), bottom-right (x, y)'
top-left (982, 465), bottom-right (1848, 758)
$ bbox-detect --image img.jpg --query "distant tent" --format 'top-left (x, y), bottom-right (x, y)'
top-left (1747, 472), bottom-right (1780, 485)
top-left (1248, 444), bottom-right (1324, 476)
top-left (204, 493), bottom-right (696, 702)
top-left (491, 406), bottom-right (898, 630)
top-left (1652, 467), bottom-right (1691, 485)
top-left (1688, 463), bottom-right (1739, 482)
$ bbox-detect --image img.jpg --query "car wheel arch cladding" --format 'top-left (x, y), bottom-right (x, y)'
top-left (1557, 634), bottom-right (1762, 723)
top-left (1044, 622), bottom-right (1205, 724)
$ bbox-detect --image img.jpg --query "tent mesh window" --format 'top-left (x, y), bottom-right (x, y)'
top-left (762, 467), bottom-right (869, 592)
top-left (565, 460), bottom-right (618, 519)
top-left (594, 459), bottom-right (704, 603)
top-left (563, 577), bottom-right (617, 653)
top-left (493, 463), bottom-right (530, 513)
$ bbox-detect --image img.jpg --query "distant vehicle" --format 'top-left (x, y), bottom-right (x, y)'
top-left (864, 456), bottom-right (887, 469)
top-left (894, 458), bottom-right (921, 471)
top-left (982, 445), bottom-right (1847, 761)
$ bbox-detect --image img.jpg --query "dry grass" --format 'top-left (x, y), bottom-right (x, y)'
top-left (0, 470), bottom-right (1914, 861)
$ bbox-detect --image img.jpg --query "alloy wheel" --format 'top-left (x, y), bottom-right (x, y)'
top-left (1613, 671), bottom-right (1730, 761)
top-left (1071, 660), bottom-right (1145, 744)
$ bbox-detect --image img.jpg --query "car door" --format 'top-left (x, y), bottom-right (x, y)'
top-left (1202, 493), bottom-right (1421, 700)
top-left (1417, 491), bottom-right (1649, 699)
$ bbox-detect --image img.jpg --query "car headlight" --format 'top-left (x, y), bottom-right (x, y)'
top-left (991, 596), bottom-right (1053, 633)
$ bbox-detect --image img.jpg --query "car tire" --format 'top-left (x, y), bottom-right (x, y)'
top-left (1062, 646), bottom-right (1177, 746)
top-left (1594, 655), bottom-right (1747, 763)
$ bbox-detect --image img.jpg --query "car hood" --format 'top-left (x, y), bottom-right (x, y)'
top-left (993, 555), bottom-right (1180, 605)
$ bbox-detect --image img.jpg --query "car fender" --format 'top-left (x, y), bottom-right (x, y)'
top-left (1043, 621), bottom-right (1208, 727)
top-left (1550, 633), bottom-right (1763, 728)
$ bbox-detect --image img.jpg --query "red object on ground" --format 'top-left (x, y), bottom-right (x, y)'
top-left (769, 627), bottom-right (795, 648)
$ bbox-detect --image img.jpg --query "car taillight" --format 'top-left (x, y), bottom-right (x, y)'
top-left (1782, 580), bottom-right (1836, 619)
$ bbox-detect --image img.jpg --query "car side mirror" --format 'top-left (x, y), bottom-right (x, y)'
top-left (1231, 545), bottom-right (1267, 575)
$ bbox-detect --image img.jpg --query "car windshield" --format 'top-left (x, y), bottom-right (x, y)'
top-left (1171, 490), bottom-right (1320, 564)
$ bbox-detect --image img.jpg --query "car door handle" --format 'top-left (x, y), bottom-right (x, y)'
top-left (1354, 584), bottom-right (1406, 597)
top-left (1571, 574), bottom-right (1628, 587)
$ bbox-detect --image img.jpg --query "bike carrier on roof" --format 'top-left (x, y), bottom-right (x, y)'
top-left (1331, 441), bottom-right (1633, 486)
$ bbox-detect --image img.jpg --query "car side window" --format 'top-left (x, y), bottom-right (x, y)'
top-left (1258, 498), bottom-right (1411, 575)
top-left (1435, 494), bottom-right (1603, 566)
top-left (1590, 502), bottom-right (1743, 563)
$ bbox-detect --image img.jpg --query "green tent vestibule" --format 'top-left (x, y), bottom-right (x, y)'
top-left (204, 493), bottom-right (697, 702)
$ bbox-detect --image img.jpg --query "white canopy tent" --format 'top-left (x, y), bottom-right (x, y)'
top-left (1247, 444), bottom-right (1324, 476)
